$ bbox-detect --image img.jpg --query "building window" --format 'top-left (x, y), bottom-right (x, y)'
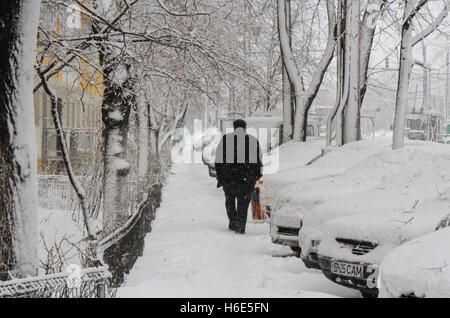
top-left (70, 132), bottom-right (95, 152)
top-left (306, 124), bottom-right (315, 137)
top-left (43, 130), bottom-right (67, 158)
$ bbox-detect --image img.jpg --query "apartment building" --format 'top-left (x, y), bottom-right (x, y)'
top-left (34, 1), bottom-right (104, 174)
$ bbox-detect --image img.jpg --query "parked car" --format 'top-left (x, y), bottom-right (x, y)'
top-left (407, 130), bottom-right (426, 141)
top-left (193, 127), bottom-right (220, 152)
top-left (438, 134), bottom-right (450, 144)
top-left (300, 230), bottom-right (323, 270)
top-left (314, 198), bottom-right (450, 298)
top-left (296, 141), bottom-right (450, 291)
top-left (202, 132), bottom-right (221, 177)
top-left (269, 197), bottom-right (306, 256)
top-left (379, 216), bottom-right (450, 298)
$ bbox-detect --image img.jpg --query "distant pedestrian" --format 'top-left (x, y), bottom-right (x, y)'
top-left (215, 119), bottom-right (263, 234)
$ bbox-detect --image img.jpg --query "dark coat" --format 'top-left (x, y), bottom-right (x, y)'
top-left (215, 128), bottom-right (263, 188)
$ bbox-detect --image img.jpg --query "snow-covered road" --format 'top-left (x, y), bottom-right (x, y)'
top-left (118, 163), bottom-right (360, 298)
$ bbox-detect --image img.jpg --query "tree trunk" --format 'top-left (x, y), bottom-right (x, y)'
top-left (359, 0), bottom-right (385, 108)
top-left (148, 104), bottom-right (159, 157)
top-left (327, 0), bottom-right (345, 147)
top-left (0, 0), bottom-right (40, 280)
top-left (393, 0), bottom-right (415, 150)
top-left (329, 0), bottom-right (384, 146)
top-left (282, 68), bottom-right (294, 143)
top-left (278, 0), bottom-right (306, 142)
top-left (343, 0), bottom-right (361, 144)
top-left (157, 103), bottom-right (188, 155)
top-left (91, 1), bottom-right (135, 234)
top-left (137, 94), bottom-right (149, 176)
top-left (101, 69), bottom-right (134, 234)
top-left (294, 0), bottom-right (337, 142)
top-left (392, 0), bottom-right (449, 149)
top-left (279, 0), bottom-right (336, 142)
top-left (282, 0), bottom-right (293, 143)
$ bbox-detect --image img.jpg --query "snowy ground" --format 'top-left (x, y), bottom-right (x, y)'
top-left (118, 163), bottom-right (360, 298)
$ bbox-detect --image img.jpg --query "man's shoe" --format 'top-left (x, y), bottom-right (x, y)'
top-left (228, 223), bottom-right (236, 231)
top-left (235, 229), bottom-right (245, 235)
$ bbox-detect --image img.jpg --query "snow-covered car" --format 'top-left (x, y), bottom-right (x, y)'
top-left (269, 197), bottom-right (307, 256)
top-left (295, 141), bottom-right (450, 294)
top-left (315, 190), bottom-right (450, 298)
top-left (194, 127), bottom-right (221, 152)
top-left (407, 130), bottom-right (426, 141)
top-left (438, 134), bottom-right (450, 144)
top-left (202, 132), bottom-right (222, 177)
top-left (379, 219), bottom-right (450, 298)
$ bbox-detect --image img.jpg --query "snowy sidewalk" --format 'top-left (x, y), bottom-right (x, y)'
top-left (118, 163), bottom-right (359, 298)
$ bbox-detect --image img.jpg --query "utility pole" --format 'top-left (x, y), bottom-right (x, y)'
top-left (446, 51), bottom-right (449, 121)
top-left (413, 84), bottom-right (418, 113)
top-left (422, 44), bottom-right (428, 111)
top-left (244, 0), bottom-right (250, 117)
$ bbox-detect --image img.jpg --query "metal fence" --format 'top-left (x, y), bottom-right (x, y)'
top-left (38, 174), bottom-right (146, 211)
top-left (38, 175), bottom-right (74, 210)
top-left (97, 182), bottom-right (162, 287)
top-left (0, 267), bottom-right (112, 298)
top-left (35, 173), bottom-right (163, 292)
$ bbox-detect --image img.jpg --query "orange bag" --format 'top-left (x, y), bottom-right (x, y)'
top-left (251, 180), bottom-right (266, 222)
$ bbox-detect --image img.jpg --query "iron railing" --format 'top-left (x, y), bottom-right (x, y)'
top-left (38, 175), bottom-right (74, 210)
top-left (35, 175), bottom-right (163, 291)
top-left (0, 267), bottom-right (112, 298)
top-left (38, 174), bottom-right (146, 211)
top-left (97, 183), bottom-right (162, 287)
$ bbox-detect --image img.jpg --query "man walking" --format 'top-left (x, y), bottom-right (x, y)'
top-left (215, 119), bottom-right (263, 234)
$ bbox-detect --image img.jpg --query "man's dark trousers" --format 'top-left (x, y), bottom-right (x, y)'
top-left (223, 183), bottom-right (254, 233)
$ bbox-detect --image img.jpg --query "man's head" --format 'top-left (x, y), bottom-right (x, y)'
top-left (233, 119), bottom-right (247, 130)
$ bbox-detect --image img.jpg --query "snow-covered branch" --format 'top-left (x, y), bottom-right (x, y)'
top-left (412, 1), bottom-right (450, 46)
top-left (155, 0), bottom-right (212, 16)
top-left (37, 70), bottom-right (97, 241)
top-left (158, 103), bottom-right (189, 155)
top-left (393, 0), bottom-right (449, 149)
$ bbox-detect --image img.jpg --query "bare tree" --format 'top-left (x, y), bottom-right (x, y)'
top-left (392, 0), bottom-right (450, 150)
top-left (281, 0), bottom-right (294, 143)
top-left (278, 0), bottom-right (337, 142)
top-left (327, 0), bottom-right (385, 146)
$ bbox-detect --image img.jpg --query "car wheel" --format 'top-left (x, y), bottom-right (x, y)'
top-left (360, 290), bottom-right (378, 298)
top-left (208, 166), bottom-right (216, 178)
top-left (290, 247), bottom-right (301, 258)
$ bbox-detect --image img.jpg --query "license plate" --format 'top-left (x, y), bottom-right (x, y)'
top-left (331, 261), bottom-right (364, 278)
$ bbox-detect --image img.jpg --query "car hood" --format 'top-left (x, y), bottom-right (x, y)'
top-left (316, 207), bottom-right (449, 264)
top-left (270, 199), bottom-right (308, 228)
top-left (202, 137), bottom-right (220, 164)
top-left (379, 227), bottom-right (450, 298)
